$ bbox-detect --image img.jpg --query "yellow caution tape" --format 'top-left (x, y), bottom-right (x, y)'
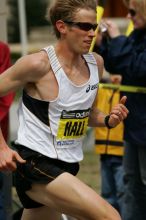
top-left (99, 83), bottom-right (146, 93)
top-left (89, 6), bottom-right (104, 52)
top-left (125, 20), bottom-right (134, 36)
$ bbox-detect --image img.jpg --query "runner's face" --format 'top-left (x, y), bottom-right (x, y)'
top-left (65, 8), bottom-right (97, 54)
top-left (127, 0), bottom-right (146, 29)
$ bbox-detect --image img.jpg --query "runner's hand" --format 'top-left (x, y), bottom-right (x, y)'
top-left (0, 146), bottom-right (26, 171)
top-left (108, 96), bottom-right (129, 128)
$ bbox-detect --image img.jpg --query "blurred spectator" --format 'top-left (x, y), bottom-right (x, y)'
top-left (0, 41), bottom-right (14, 220)
top-left (94, 0), bottom-right (146, 219)
top-left (95, 75), bottom-right (124, 215)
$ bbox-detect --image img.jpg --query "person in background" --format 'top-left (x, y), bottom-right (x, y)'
top-left (95, 0), bottom-right (146, 219)
top-left (95, 74), bottom-right (124, 215)
top-left (0, 0), bottom-right (128, 219)
top-left (0, 41), bottom-right (15, 220)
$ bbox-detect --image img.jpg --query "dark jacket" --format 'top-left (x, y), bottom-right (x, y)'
top-left (96, 29), bottom-right (146, 145)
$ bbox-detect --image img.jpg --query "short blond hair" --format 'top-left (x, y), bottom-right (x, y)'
top-left (46, 0), bottom-right (97, 38)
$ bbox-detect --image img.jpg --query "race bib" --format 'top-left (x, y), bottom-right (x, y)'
top-left (57, 109), bottom-right (90, 140)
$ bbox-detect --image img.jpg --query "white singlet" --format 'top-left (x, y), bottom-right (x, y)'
top-left (15, 45), bottom-right (99, 162)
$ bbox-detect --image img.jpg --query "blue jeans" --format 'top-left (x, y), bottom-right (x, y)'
top-left (122, 141), bottom-right (146, 220)
top-left (100, 156), bottom-right (124, 214)
top-left (0, 173), bottom-right (6, 220)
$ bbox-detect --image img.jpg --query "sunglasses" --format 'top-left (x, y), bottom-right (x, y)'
top-left (63, 21), bottom-right (98, 31)
top-left (128, 9), bottom-right (136, 17)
